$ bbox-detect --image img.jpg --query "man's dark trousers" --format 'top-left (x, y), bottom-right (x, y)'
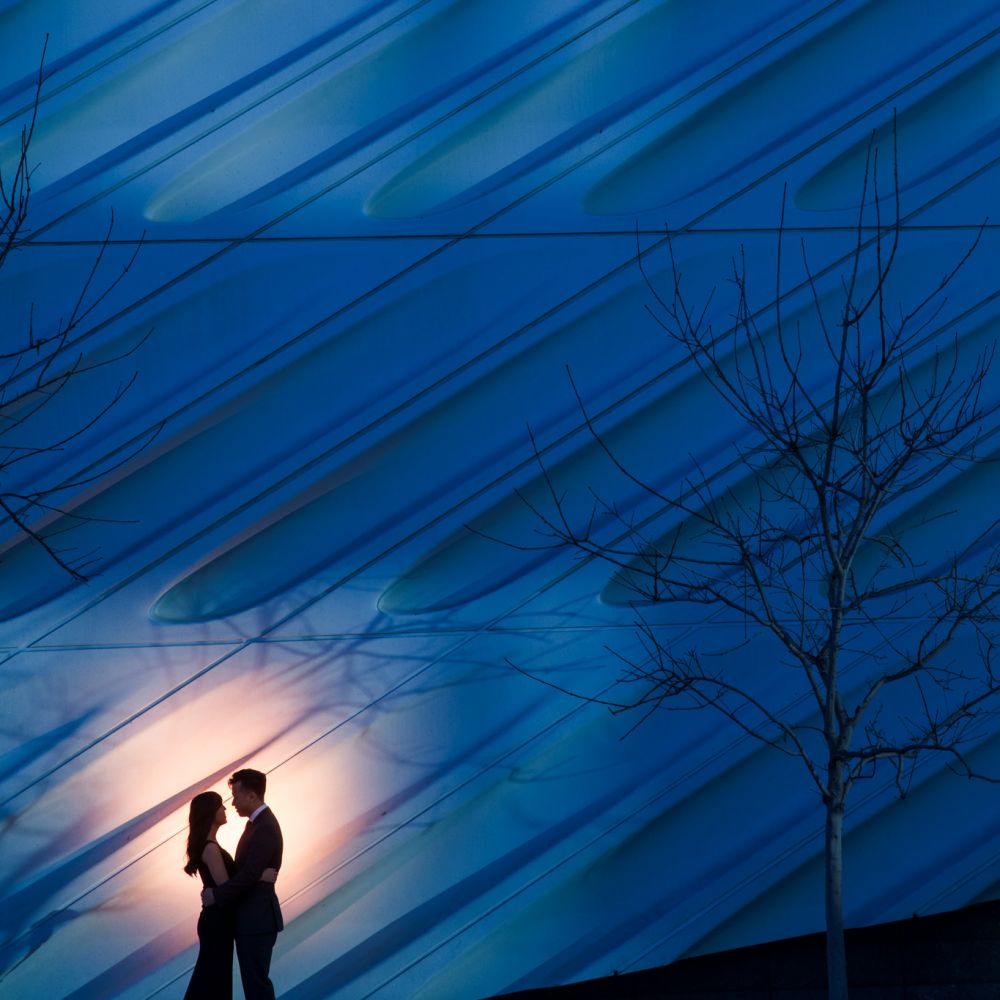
top-left (213, 808), bottom-right (284, 1000)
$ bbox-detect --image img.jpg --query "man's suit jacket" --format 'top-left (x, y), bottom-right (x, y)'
top-left (213, 807), bottom-right (284, 935)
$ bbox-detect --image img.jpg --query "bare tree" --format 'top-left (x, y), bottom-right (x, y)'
top-left (0, 45), bottom-right (151, 581)
top-left (504, 140), bottom-right (1000, 999)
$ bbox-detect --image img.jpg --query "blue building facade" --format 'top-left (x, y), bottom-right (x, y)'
top-left (1, 2), bottom-right (999, 997)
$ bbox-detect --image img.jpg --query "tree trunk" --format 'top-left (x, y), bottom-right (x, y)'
top-left (825, 795), bottom-right (849, 1000)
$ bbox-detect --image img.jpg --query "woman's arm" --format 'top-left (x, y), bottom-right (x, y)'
top-left (201, 842), bottom-right (229, 886)
top-left (201, 860), bottom-right (279, 906)
top-left (211, 825), bottom-right (277, 907)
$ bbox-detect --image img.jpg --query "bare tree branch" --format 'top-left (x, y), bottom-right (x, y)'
top-left (498, 119), bottom-right (1000, 1000)
top-left (0, 44), bottom-right (151, 582)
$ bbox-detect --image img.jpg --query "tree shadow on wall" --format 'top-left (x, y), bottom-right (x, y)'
top-left (0, 755), bottom-right (251, 979)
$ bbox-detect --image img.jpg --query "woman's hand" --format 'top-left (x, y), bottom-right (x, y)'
top-left (261, 867), bottom-right (279, 883)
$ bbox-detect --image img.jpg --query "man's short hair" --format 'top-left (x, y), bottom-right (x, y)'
top-left (230, 768), bottom-right (266, 799)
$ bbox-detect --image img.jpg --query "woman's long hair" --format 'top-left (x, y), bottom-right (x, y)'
top-left (184, 791), bottom-right (222, 876)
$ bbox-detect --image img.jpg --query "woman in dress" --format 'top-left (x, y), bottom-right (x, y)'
top-left (182, 790), bottom-right (277, 999)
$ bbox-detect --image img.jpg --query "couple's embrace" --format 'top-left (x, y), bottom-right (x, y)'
top-left (183, 768), bottom-right (284, 999)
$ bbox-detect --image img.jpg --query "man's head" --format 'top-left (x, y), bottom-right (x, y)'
top-left (229, 768), bottom-right (267, 817)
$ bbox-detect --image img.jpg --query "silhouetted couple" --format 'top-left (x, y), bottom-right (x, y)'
top-left (183, 768), bottom-right (284, 999)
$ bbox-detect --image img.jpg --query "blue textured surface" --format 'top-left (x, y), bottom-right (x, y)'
top-left (1, 2), bottom-right (999, 997)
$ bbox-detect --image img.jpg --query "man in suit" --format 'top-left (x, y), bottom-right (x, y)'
top-left (202, 768), bottom-right (283, 1000)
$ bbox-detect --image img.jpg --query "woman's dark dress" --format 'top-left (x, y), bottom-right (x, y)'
top-left (184, 842), bottom-right (237, 999)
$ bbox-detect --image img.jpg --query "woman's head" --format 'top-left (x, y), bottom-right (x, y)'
top-left (189, 790), bottom-right (224, 827)
top-left (183, 790), bottom-right (225, 875)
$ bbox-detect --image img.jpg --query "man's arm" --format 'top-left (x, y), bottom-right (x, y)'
top-left (207, 824), bottom-right (278, 907)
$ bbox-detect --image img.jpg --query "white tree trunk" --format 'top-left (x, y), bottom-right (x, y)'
top-left (825, 796), bottom-right (849, 1000)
